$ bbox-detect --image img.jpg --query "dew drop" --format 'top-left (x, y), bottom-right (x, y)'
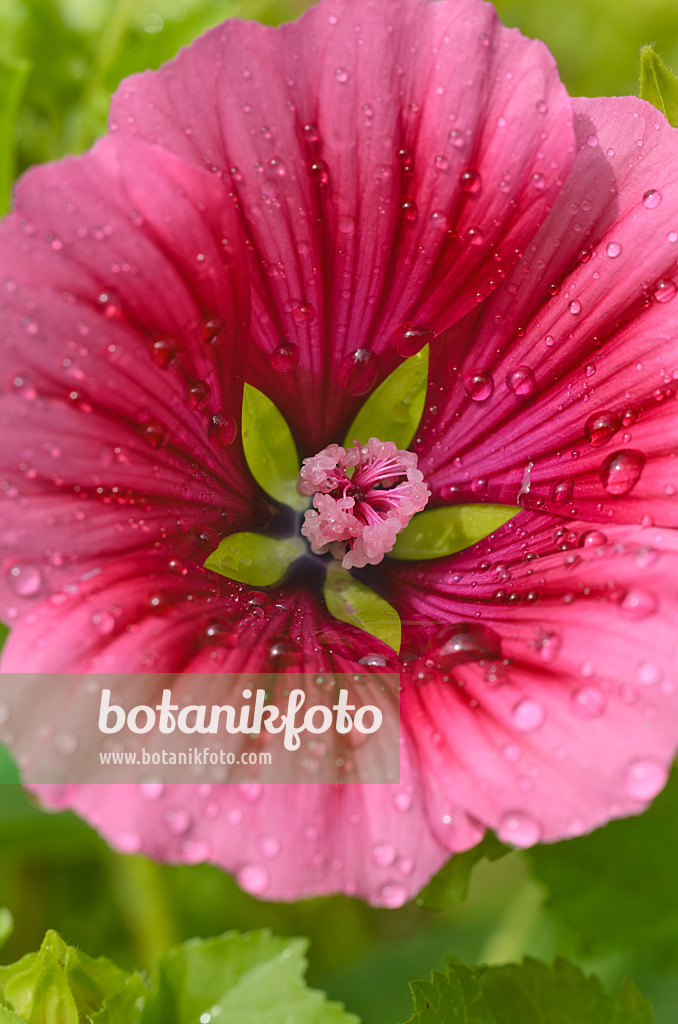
top-left (140, 420), bottom-right (167, 449)
top-left (464, 370), bottom-right (494, 401)
top-left (600, 449), bottom-right (645, 495)
top-left (309, 159), bottom-right (330, 187)
top-left (551, 478), bottom-right (573, 506)
top-left (186, 379), bottom-right (211, 410)
top-left (379, 883), bottom-right (409, 907)
top-left (291, 302), bottom-right (316, 325)
top-left (636, 660), bottom-right (663, 686)
top-left (584, 411), bottom-right (621, 446)
top-left (606, 241), bottom-right (622, 258)
top-left (569, 299), bottom-right (581, 314)
top-left (149, 334), bottom-right (179, 369)
top-left (391, 323), bottom-right (434, 357)
top-left (200, 313), bottom-right (224, 345)
top-left (625, 757), bottom-right (668, 801)
top-left (497, 811), bottom-right (541, 847)
top-left (116, 832), bottom-right (142, 853)
top-left (372, 843), bottom-right (397, 867)
top-left (579, 529), bottom-right (607, 547)
top-left (165, 807), bottom-right (192, 835)
top-left (506, 365), bottom-right (536, 396)
top-left (459, 168), bottom-right (481, 194)
top-left (512, 698), bottom-right (546, 733)
top-left (270, 341), bottom-right (300, 372)
top-left (208, 412), bottom-right (237, 447)
top-left (338, 348), bottom-right (378, 395)
top-left (571, 686), bottom-right (606, 718)
top-left (334, 66), bottom-right (349, 83)
top-left (237, 863), bottom-right (270, 894)
top-left (620, 587), bottom-right (656, 619)
top-left (6, 563), bottom-right (43, 597)
top-left (643, 189), bottom-right (662, 209)
top-left (653, 278), bottom-right (677, 303)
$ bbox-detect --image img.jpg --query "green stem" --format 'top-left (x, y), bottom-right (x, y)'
top-left (108, 852), bottom-right (181, 970)
top-left (480, 877), bottom-right (546, 965)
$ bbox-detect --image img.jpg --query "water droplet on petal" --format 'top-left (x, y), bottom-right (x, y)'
top-left (571, 686), bottom-right (606, 718)
top-left (309, 159), bottom-right (330, 187)
top-left (399, 199), bottom-right (418, 221)
top-left (459, 168), bottom-right (481, 194)
top-left (551, 478), bottom-right (573, 506)
top-left (497, 811), bottom-right (541, 847)
top-left (636, 660), bottom-right (663, 686)
top-left (569, 299), bottom-right (581, 314)
top-left (606, 241), bottom-right (622, 258)
top-left (600, 449), bottom-right (645, 495)
top-left (6, 563), bottom-right (43, 597)
top-left (373, 843), bottom-right (397, 867)
top-left (620, 587), bottom-right (656, 619)
top-left (506, 365), bottom-right (536, 395)
top-left (464, 370), bottom-right (493, 401)
top-left (584, 411), bottom-right (621, 446)
top-left (186, 379), bottom-right (211, 410)
top-left (237, 863), bottom-right (269, 894)
top-left (291, 302), bottom-right (316, 325)
top-left (334, 66), bottom-right (349, 83)
top-left (201, 314), bottom-right (224, 345)
top-left (379, 882), bottom-right (409, 907)
top-left (391, 323), bottom-right (434, 357)
top-left (338, 348), bottom-right (378, 395)
top-left (140, 420), bottom-right (167, 449)
top-left (208, 413), bottom-right (237, 447)
top-left (653, 278), bottom-right (677, 303)
top-left (149, 334), bottom-right (179, 369)
top-left (270, 342), bottom-right (300, 372)
top-left (512, 698), bottom-right (545, 733)
top-left (643, 189), bottom-right (662, 209)
top-left (625, 757), bottom-right (667, 800)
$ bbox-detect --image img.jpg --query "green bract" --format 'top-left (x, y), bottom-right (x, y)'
top-left (344, 348), bottom-right (429, 451)
top-left (323, 564), bottom-right (401, 653)
top-left (640, 46), bottom-right (678, 126)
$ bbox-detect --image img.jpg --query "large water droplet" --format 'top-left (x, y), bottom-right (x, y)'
top-left (512, 698), bottom-right (546, 733)
top-left (643, 189), bottom-right (662, 209)
top-left (291, 302), bottom-right (316, 325)
top-left (464, 370), bottom-right (493, 401)
top-left (497, 811), bottom-right (541, 847)
top-left (237, 863), bottom-right (269, 894)
top-left (625, 757), bottom-right (668, 800)
top-left (606, 241), bottom-right (622, 258)
top-left (372, 843), bottom-right (397, 867)
top-left (584, 411), bottom-right (621, 446)
top-left (149, 334), bottom-right (179, 369)
top-left (428, 623), bottom-right (501, 669)
top-left (620, 587), bottom-right (656, 619)
top-left (6, 563), bottom-right (43, 597)
top-left (338, 348), bottom-right (378, 395)
top-left (571, 686), bottom-right (606, 718)
top-left (600, 449), bottom-right (645, 495)
top-left (506, 365), bottom-right (536, 396)
top-left (270, 342), bottom-right (300, 372)
top-left (391, 323), bottom-right (434, 357)
top-left (208, 413), bottom-right (237, 447)
top-left (653, 278), bottom-right (677, 303)
top-left (459, 168), bottom-right (481, 194)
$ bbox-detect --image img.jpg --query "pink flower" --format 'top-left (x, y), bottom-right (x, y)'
top-left (3, 0), bottom-right (678, 906)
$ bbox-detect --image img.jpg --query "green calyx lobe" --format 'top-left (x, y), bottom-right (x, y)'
top-left (206, 352), bottom-right (519, 649)
top-left (640, 46), bottom-right (678, 126)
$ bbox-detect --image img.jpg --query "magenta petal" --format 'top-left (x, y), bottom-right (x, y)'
top-left (0, 136), bottom-right (261, 620)
top-left (375, 511), bottom-right (678, 844)
top-left (5, 553), bottom-right (481, 904)
top-left (418, 97), bottom-right (678, 526)
top-left (108, 0), bottom-right (573, 451)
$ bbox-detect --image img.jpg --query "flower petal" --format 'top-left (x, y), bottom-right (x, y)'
top-left (109, 0), bottom-right (574, 452)
top-left (0, 136), bottom-right (263, 620)
top-left (3, 552), bottom-right (481, 904)
top-left (372, 511), bottom-right (678, 844)
top-left (417, 97), bottom-right (678, 526)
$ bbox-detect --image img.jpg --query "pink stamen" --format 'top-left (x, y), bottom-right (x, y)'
top-left (299, 437), bottom-right (430, 568)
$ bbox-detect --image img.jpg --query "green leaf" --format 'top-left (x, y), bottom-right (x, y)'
top-left (391, 505), bottom-right (519, 560)
top-left (0, 56), bottom-right (30, 213)
top-left (529, 763), bottom-right (678, 969)
top-left (242, 384), bottom-right (306, 511)
top-left (345, 348), bottom-right (428, 451)
top-left (323, 563), bottom-right (401, 653)
top-left (205, 532), bottom-right (304, 587)
top-left (0, 929), bottom-right (139, 1024)
top-left (140, 931), bottom-right (358, 1024)
top-left (640, 46), bottom-right (678, 126)
top-left (403, 957), bottom-right (654, 1024)
top-left (416, 834), bottom-right (509, 911)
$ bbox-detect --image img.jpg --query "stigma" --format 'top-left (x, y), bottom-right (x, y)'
top-left (298, 437), bottom-right (430, 569)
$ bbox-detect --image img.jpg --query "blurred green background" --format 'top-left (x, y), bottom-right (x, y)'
top-left (1, 0), bottom-right (678, 1021)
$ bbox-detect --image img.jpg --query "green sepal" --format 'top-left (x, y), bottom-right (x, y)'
top-left (392, 505), bottom-right (518, 560)
top-left (205, 533), bottom-right (305, 587)
top-left (640, 46), bottom-right (678, 126)
top-left (242, 385), bottom-right (306, 511)
top-left (416, 834), bottom-right (509, 910)
top-left (344, 348), bottom-right (428, 451)
top-left (324, 563), bottom-right (401, 653)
